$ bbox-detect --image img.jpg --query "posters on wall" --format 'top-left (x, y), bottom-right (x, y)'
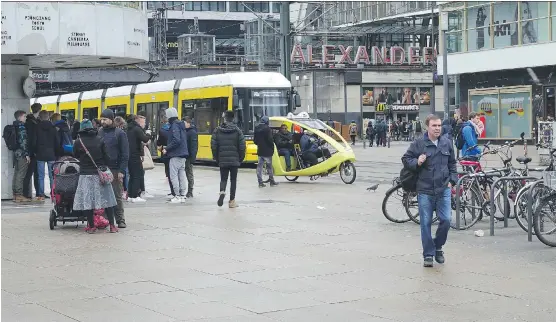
top-left (500, 91), bottom-right (531, 138)
top-left (471, 93), bottom-right (500, 138)
top-left (362, 87), bottom-right (431, 107)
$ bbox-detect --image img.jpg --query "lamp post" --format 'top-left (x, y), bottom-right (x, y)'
top-left (440, 11), bottom-right (449, 120)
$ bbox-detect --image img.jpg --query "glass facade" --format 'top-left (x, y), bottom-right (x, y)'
top-left (444, 2), bottom-right (556, 53)
top-left (229, 1), bottom-right (269, 13)
top-left (147, 1), bottom-right (272, 13)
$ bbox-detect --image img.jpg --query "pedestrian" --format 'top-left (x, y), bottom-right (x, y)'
top-left (51, 113), bottom-right (73, 156)
top-left (114, 116), bottom-right (129, 199)
top-left (72, 119), bottom-right (118, 234)
top-left (254, 116), bottom-right (277, 187)
top-left (414, 117), bottom-right (423, 140)
top-left (98, 109), bottom-right (129, 228)
top-left (23, 103), bottom-right (42, 200)
top-left (126, 114), bottom-right (151, 203)
top-left (11, 110), bottom-right (32, 202)
top-left (274, 123), bottom-right (294, 171)
top-left (349, 120), bottom-right (357, 145)
top-left (460, 112), bottom-right (482, 158)
top-left (156, 115), bottom-right (174, 198)
top-left (366, 122), bottom-right (375, 147)
top-left (211, 110), bottom-right (246, 208)
top-left (162, 107), bottom-right (189, 203)
top-left (184, 116), bottom-right (198, 198)
top-left (402, 114), bottom-right (457, 267)
top-left (35, 110), bottom-right (61, 201)
top-left (71, 120), bottom-right (81, 140)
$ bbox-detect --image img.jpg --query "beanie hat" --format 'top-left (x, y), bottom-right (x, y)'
top-left (80, 119), bottom-right (93, 131)
top-left (165, 107), bottom-right (178, 119)
top-left (100, 109), bottom-right (114, 120)
top-left (260, 116), bottom-right (269, 124)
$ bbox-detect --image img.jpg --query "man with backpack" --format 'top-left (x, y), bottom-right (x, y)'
top-left (3, 110), bottom-right (32, 202)
top-left (23, 103), bottom-right (42, 200)
top-left (456, 112), bottom-right (482, 158)
top-left (402, 114), bottom-right (458, 268)
top-left (349, 120), bottom-right (358, 145)
top-left (98, 109), bottom-right (129, 228)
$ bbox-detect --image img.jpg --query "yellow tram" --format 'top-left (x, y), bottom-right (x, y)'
top-left (30, 72), bottom-right (300, 163)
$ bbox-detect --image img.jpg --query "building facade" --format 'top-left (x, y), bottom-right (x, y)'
top-left (438, 1), bottom-right (556, 140)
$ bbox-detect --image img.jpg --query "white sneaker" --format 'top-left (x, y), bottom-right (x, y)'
top-left (180, 196), bottom-right (187, 203)
top-left (169, 196), bottom-right (181, 203)
top-left (167, 194), bottom-right (175, 201)
top-left (130, 197), bottom-right (146, 203)
top-left (141, 191), bottom-right (154, 199)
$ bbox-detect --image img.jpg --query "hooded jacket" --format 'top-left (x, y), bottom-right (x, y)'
top-left (461, 121), bottom-right (481, 157)
top-left (210, 122), bottom-right (246, 167)
top-left (98, 125), bottom-right (129, 172)
top-left (54, 120), bottom-right (72, 154)
top-left (186, 125), bottom-right (198, 163)
top-left (25, 114), bottom-right (39, 157)
top-left (254, 122), bottom-right (274, 157)
top-left (165, 118), bottom-right (189, 159)
top-left (274, 130), bottom-right (293, 150)
top-left (126, 120), bottom-right (151, 159)
top-left (73, 128), bottom-right (109, 175)
top-left (35, 120), bottom-right (61, 161)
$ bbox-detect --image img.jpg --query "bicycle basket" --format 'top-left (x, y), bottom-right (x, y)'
top-left (543, 171), bottom-right (556, 190)
top-left (54, 173), bottom-right (80, 195)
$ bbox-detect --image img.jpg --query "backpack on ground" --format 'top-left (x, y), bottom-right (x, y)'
top-left (455, 125), bottom-right (467, 150)
top-left (2, 125), bottom-right (19, 151)
top-left (415, 121), bottom-right (422, 133)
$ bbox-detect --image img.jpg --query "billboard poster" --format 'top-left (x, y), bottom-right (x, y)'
top-left (471, 93), bottom-right (499, 138)
top-left (59, 4), bottom-right (96, 55)
top-left (500, 91), bottom-right (531, 139)
top-left (467, 4), bottom-right (490, 51)
top-left (362, 87), bottom-right (375, 106)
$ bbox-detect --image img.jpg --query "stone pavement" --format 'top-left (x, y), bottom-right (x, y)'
top-left (2, 142), bottom-right (555, 322)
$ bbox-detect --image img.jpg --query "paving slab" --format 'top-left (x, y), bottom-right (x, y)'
top-left (2, 142), bottom-right (555, 322)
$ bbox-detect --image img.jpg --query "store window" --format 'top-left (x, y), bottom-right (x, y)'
top-left (447, 32), bottom-right (463, 53)
top-left (492, 2), bottom-right (518, 48)
top-left (272, 2), bottom-right (280, 13)
top-left (520, 1), bottom-right (550, 44)
top-left (467, 4), bottom-right (491, 51)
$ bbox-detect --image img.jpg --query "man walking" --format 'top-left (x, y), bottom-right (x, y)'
top-left (402, 114), bottom-right (457, 267)
top-left (211, 110), bottom-right (246, 208)
top-left (98, 109), bottom-right (129, 228)
top-left (35, 110), bottom-right (61, 200)
top-left (163, 107), bottom-right (189, 203)
top-left (23, 103), bottom-right (42, 200)
top-left (10, 111), bottom-right (31, 202)
top-left (184, 116), bottom-right (198, 198)
top-left (254, 116), bottom-right (277, 187)
top-left (156, 115), bottom-right (174, 198)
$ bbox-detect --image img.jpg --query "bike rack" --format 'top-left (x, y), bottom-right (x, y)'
top-left (526, 179), bottom-right (545, 242)
top-left (489, 176), bottom-right (538, 236)
top-left (455, 171), bottom-right (503, 230)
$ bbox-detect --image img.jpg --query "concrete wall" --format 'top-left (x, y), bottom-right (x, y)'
top-left (1, 64), bottom-right (30, 199)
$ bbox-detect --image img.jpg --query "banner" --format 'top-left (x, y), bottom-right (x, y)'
top-left (471, 93), bottom-right (499, 138)
top-left (500, 91), bottom-right (531, 138)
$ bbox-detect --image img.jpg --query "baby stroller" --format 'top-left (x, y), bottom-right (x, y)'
top-left (49, 157), bottom-right (86, 230)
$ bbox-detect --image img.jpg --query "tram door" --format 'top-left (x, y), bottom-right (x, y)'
top-left (137, 102), bottom-right (169, 156)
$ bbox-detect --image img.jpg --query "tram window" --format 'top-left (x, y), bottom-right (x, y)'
top-left (107, 105), bottom-right (127, 117)
top-left (60, 110), bottom-right (76, 125)
top-left (195, 99), bottom-right (212, 134)
top-left (182, 100), bottom-right (195, 121)
top-left (82, 107), bottom-right (99, 120)
top-left (210, 97), bottom-right (228, 128)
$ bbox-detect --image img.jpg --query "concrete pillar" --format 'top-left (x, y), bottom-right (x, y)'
top-left (1, 64), bottom-right (30, 200)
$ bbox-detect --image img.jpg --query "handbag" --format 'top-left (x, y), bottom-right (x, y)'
top-left (93, 209), bottom-right (109, 229)
top-left (78, 136), bottom-right (114, 185)
top-left (143, 146), bottom-right (155, 171)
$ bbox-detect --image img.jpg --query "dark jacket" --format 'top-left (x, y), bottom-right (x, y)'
top-left (402, 132), bottom-right (458, 196)
top-left (441, 119), bottom-right (453, 140)
top-left (71, 121), bottom-right (80, 140)
top-left (35, 120), bottom-right (61, 161)
top-left (14, 120), bottom-right (29, 158)
top-left (165, 118), bottom-right (188, 159)
top-left (274, 131), bottom-right (293, 150)
top-left (25, 114), bottom-right (39, 157)
top-left (186, 125), bottom-right (198, 163)
top-left (126, 120), bottom-right (151, 159)
top-left (74, 128), bottom-right (109, 175)
top-left (300, 134), bottom-right (319, 153)
top-left (54, 120), bottom-right (72, 155)
top-left (156, 122), bottom-right (170, 147)
top-left (254, 123), bottom-right (274, 157)
top-left (98, 126), bottom-right (129, 172)
top-left (210, 122), bottom-right (246, 167)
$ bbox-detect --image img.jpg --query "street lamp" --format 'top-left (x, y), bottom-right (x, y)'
top-left (440, 11), bottom-right (449, 120)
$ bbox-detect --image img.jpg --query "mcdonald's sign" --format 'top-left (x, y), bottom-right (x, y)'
top-left (376, 103), bottom-right (387, 112)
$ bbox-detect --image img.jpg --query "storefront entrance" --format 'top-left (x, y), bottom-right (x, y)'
top-left (545, 87), bottom-right (555, 119)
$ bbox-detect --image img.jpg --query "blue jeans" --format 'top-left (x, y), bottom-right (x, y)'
top-left (417, 188), bottom-right (452, 258)
top-left (37, 160), bottom-right (54, 197)
top-left (278, 148), bottom-right (292, 169)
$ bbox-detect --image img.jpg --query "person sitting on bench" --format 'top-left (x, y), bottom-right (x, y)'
top-left (274, 124), bottom-right (294, 171)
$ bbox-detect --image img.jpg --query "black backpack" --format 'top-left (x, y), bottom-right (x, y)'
top-left (455, 124), bottom-right (467, 150)
top-left (399, 140), bottom-right (424, 192)
top-left (2, 124), bottom-right (19, 151)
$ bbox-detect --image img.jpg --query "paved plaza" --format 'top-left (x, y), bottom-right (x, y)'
top-left (2, 142), bottom-right (555, 322)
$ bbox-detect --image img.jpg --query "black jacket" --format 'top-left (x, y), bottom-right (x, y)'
top-left (54, 120), bottom-right (72, 156)
top-left (210, 122), bottom-right (246, 167)
top-left (254, 123), bottom-right (274, 157)
top-left (35, 120), bottom-right (61, 161)
top-left (25, 114), bottom-right (39, 157)
top-left (274, 131), bottom-right (293, 150)
top-left (401, 133), bottom-right (458, 196)
top-left (126, 120), bottom-right (151, 159)
top-left (71, 121), bottom-right (80, 140)
top-left (73, 128), bottom-right (109, 175)
top-left (98, 126), bottom-right (129, 172)
top-left (186, 125), bottom-right (199, 163)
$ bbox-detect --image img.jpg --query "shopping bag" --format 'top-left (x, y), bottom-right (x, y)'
top-left (143, 146), bottom-right (155, 170)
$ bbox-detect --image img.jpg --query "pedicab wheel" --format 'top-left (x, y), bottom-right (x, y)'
top-left (285, 176), bottom-right (299, 182)
top-left (49, 210), bottom-right (56, 230)
top-left (340, 161), bottom-right (356, 184)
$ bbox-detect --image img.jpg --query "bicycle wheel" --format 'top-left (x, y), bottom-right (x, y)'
top-left (515, 183), bottom-right (551, 233)
top-left (406, 192), bottom-right (439, 225)
top-left (533, 192), bottom-right (556, 247)
top-left (451, 185), bottom-right (483, 230)
top-left (381, 183), bottom-right (411, 223)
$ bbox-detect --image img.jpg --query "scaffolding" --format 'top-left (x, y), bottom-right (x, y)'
top-left (244, 17), bottom-right (281, 69)
top-left (177, 33), bottom-right (216, 64)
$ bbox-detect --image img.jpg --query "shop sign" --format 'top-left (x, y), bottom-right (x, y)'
top-left (31, 71), bottom-right (50, 82)
top-left (291, 44), bottom-right (437, 66)
top-left (391, 105), bottom-right (420, 112)
top-left (376, 103), bottom-right (387, 112)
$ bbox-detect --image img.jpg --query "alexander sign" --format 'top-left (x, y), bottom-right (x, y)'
top-left (291, 44), bottom-right (437, 66)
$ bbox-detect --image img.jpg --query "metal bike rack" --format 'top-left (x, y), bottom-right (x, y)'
top-left (455, 171), bottom-right (503, 230)
top-left (526, 179), bottom-right (545, 242)
top-left (489, 176), bottom-right (538, 236)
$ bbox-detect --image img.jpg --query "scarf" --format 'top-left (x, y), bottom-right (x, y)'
top-left (470, 120), bottom-right (484, 136)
